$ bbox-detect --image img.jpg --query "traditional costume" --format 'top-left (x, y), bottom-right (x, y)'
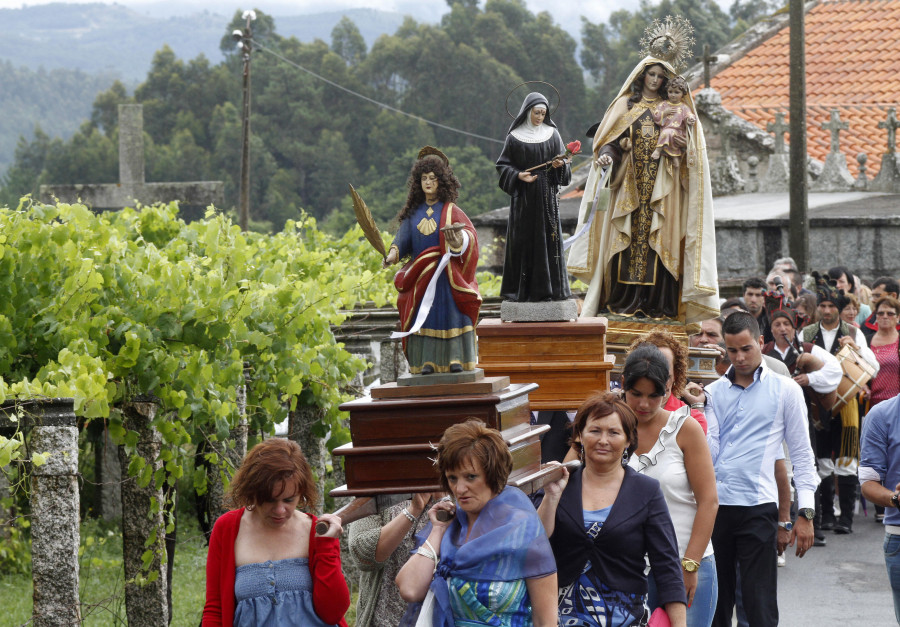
top-left (567, 57), bottom-right (718, 324)
top-left (390, 199), bottom-right (481, 374)
top-left (496, 92), bottom-right (572, 302)
top-left (799, 274), bottom-right (880, 534)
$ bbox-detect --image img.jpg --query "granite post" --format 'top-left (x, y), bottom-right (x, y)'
top-left (204, 371), bottom-right (250, 526)
top-left (287, 405), bottom-right (328, 514)
top-left (118, 399), bottom-right (168, 627)
top-left (99, 426), bottom-right (122, 520)
top-left (26, 399), bottom-right (81, 627)
top-left (379, 339), bottom-right (409, 384)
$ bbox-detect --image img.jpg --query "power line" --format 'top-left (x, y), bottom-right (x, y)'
top-left (251, 39), bottom-right (506, 146)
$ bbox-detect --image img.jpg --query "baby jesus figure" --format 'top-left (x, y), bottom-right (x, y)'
top-left (650, 75), bottom-right (695, 169)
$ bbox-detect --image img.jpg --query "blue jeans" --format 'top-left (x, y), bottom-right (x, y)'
top-left (884, 533), bottom-right (900, 624)
top-left (648, 554), bottom-right (718, 627)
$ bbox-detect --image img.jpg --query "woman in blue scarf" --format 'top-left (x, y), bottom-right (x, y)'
top-left (396, 419), bottom-right (558, 627)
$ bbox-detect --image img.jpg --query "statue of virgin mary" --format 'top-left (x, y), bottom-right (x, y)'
top-left (566, 55), bottom-right (719, 325)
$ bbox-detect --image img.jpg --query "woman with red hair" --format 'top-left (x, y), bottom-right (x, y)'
top-left (202, 438), bottom-right (350, 626)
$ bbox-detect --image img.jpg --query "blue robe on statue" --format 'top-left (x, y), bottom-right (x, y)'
top-left (390, 201), bottom-right (479, 373)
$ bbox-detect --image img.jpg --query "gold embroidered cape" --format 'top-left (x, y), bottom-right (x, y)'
top-left (566, 56), bottom-right (719, 324)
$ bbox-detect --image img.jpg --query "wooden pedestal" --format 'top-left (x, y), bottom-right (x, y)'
top-left (333, 383), bottom-right (543, 496)
top-left (475, 317), bottom-right (613, 411)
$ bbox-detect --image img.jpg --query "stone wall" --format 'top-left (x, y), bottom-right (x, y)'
top-left (715, 215), bottom-right (900, 281)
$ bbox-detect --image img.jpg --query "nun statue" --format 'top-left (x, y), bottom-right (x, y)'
top-left (496, 92), bottom-right (572, 302)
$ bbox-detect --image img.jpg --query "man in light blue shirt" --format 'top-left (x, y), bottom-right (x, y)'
top-left (859, 394), bottom-right (900, 622)
top-left (705, 312), bottom-right (819, 627)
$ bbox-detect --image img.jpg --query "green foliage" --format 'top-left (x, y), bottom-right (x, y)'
top-left (0, 500), bottom-right (30, 575)
top-left (0, 199), bottom-right (393, 496)
top-left (1, 2), bottom-right (769, 235)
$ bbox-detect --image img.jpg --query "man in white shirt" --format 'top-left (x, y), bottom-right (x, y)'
top-left (800, 273), bottom-right (879, 534)
top-left (706, 311), bottom-right (818, 627)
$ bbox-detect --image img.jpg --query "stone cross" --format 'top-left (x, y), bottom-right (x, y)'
top-left (822, 109), bottom-right (849, 153)
top-left (41, 104), bottom-right (224, 210)
top-left (878, 107), bottom-right (900, 153)
top-left (767, 112), bottom-right (790, 154)
top-left (694, 44), bottom-right (719, 90)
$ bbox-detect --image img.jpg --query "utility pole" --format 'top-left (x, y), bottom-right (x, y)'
top-left (789, 0), bottom-right (809, 272)
top-left (234, 10), bottom-right (256, 232)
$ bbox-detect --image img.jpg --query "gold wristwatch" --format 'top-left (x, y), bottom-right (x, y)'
top-left (681, 557), bottom-right (700, 573)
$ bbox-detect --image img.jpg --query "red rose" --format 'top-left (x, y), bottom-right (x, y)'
top-left (566, 140), bottom-right (582, 155)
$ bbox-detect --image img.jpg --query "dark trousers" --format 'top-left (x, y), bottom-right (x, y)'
top-left (535, 411), bottom-right (572, 463)
top-left (712, 503), bottom-right (779, 627)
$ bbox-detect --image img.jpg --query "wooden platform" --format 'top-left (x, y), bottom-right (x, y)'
top-left (475, 317), bottom-right (612, 411)
top-left (371, 375), bottom-right (510, 399)
top-left (334, 383), bottom-right (542, 495)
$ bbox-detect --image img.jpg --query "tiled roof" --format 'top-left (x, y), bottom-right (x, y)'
top-left (710, 0), bottom-right (900, 177)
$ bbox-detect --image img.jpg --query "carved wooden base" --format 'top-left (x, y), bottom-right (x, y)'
top-left (603, 320), bottom-right (720, 385)
top-left (603, 316), bottom-right (691, 346)
top-left (334, 383), bottom-right (542, 495)
top-left (475, 317), bottom-right (612, 411)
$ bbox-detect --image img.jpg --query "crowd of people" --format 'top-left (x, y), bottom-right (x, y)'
top-left (198, 259), bottom-right (900, 627)
top-left (195, 45), bottom-right (899, 627)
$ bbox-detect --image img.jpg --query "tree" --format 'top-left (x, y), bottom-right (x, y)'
top-left (90, 81), bottom-right (131, 136)
top-left (331, 16), bottom-right (367, 66)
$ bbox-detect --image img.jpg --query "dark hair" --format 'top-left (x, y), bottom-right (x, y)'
top-left (873, 276), bottom-right (900, 296)
top-left (627, 329), bottom-right (686, 396)
top-left (841, 293), bottom-right (860, 312)
top-left (742, 277), bottom-right (767, 293)
top-left (571, 392), bottom-right (639, 461)
top-left (720, 298), bottom-right (747, 316)
top-left (624, 344), bottom-right (671, 397)
top-left (667, 75), bottom-right (689, 96)
top-left (828, 266), bottom-right (855, 293)
top-left (436, 419), bottom-right (512, 496)
top-left (396, 154), bottom-right (461, 222)
top-left (874, 296), bottom-right (900, 316)
top-left (226, 439), bottom-right (318, 511)
top-left (627, 63), bottom-right (669, 110)
top-left (722, 311), bottom-right (761, 338)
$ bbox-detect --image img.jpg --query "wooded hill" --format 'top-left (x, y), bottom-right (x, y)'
top-left (1, 0), bottom-right (773, 234)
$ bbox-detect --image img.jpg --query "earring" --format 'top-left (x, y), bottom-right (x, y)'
top-left (621, 450), bottom-right (629, 467)
top-left (579, 446), bottom-right (585, 465)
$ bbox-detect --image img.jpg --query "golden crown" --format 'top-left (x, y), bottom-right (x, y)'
top-left (640, 15), bottom-right (696, 72)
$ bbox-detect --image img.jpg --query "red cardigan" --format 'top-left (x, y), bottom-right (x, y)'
top-left (202, 508), bottom-right (350, 626)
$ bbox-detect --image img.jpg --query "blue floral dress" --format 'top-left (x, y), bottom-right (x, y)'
top-left (558, 507), bottom-right (645, 627)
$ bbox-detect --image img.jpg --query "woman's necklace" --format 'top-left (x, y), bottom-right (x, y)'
top-left (641, 94), bottom-right (660, 106)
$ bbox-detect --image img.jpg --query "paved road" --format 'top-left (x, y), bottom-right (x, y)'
top-left (774, 510), bottom-right (895, 625)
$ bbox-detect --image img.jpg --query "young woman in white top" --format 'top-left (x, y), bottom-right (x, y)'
top-left (624, 343), bottom-right (718, 627)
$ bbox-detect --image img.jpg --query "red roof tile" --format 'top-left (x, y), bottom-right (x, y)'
top-left (711, 0), bottom-right (900, 177)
